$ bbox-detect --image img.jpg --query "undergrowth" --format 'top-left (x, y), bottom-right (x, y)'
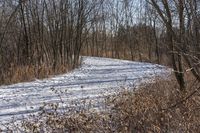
top-left (0, 61), bottom-right (81, 86)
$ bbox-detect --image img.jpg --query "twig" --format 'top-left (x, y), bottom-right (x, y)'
top-left (162, 80), bottom-right (200, 111)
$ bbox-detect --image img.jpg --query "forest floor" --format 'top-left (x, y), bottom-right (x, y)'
top-left (0, 56), bottom-right (171, 126)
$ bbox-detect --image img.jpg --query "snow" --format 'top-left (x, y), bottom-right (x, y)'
top-left (0, 56), bottom-right (171, 124)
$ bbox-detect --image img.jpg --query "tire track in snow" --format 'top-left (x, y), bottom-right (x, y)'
top-left (0, 56), bottom-right (171, 124)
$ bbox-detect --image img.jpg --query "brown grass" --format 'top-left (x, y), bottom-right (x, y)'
top-left (108, 77), bottom-right (200, 132)
top-left (0, 63), bottom-right (76, 86)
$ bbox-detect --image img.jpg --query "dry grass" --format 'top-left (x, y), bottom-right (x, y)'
top-left (0, 63), bottom-right (76, 86)
top-left (2, 76), bottom-right (200, 132)
top-left (108, 77), bottom-right (200, 132)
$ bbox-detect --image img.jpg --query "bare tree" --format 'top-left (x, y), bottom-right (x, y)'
top-left (148, 0), bottom-right (200, 90)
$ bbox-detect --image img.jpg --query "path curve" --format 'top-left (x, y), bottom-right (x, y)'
top-left (0, 56), bottom-right (171, 123)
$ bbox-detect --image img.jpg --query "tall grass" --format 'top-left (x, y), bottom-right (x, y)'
top-left (0, 61), bottom-right (80, 85)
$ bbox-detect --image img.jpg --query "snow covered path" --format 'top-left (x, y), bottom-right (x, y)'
top-left (0, 56), bottom-right (171, 123)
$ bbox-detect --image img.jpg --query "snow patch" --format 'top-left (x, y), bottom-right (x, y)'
top-left (0, 56), bottom-right (171, 124)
